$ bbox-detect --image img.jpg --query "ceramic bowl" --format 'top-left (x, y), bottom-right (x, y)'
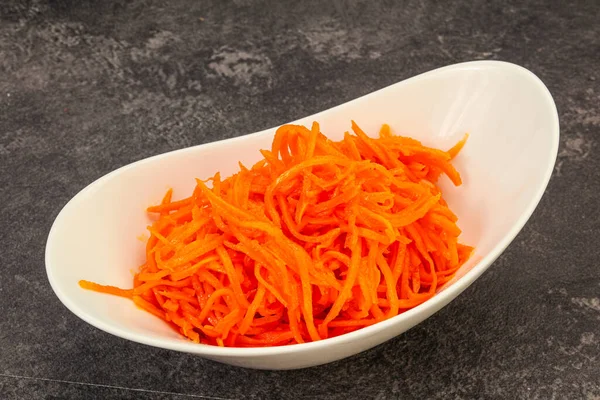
top-left (46, 61), bottom-right (559, 369)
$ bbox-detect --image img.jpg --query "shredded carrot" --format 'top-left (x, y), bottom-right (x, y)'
top-left (80, 121), bottom-right (473, 347)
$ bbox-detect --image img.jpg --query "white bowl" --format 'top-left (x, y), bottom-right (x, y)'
top-left (46, 61), bottom-right (559, 370)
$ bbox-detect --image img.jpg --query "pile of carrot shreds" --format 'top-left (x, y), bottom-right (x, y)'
top-left (80, 121), bottom-right (473, 347)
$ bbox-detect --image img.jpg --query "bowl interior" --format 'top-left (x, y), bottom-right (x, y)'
top-left (46, 61), bottom-right (558, 361)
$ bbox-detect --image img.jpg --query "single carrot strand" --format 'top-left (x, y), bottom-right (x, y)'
top-left (78, 281), bottom-right (133, 298)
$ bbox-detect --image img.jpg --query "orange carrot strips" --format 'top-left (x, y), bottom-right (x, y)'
top-left (80, 121), bottom-right (472, 347)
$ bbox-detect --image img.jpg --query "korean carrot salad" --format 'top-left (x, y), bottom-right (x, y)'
top-left (81, 121), bottom-right (473, 347)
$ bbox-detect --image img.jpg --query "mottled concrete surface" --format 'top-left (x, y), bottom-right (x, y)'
top-left (1, 0), bottom-right (599, 399)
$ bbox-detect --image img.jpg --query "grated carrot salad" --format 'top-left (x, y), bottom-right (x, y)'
top-left (80, 121), bottom-right (473, 347)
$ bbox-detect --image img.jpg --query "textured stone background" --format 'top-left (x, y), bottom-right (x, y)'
top-left (1, 0), bottom-right (599, 399)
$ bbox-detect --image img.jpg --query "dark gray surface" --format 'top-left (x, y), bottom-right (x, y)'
top-left (1, 0), bottom-right (599, 399)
